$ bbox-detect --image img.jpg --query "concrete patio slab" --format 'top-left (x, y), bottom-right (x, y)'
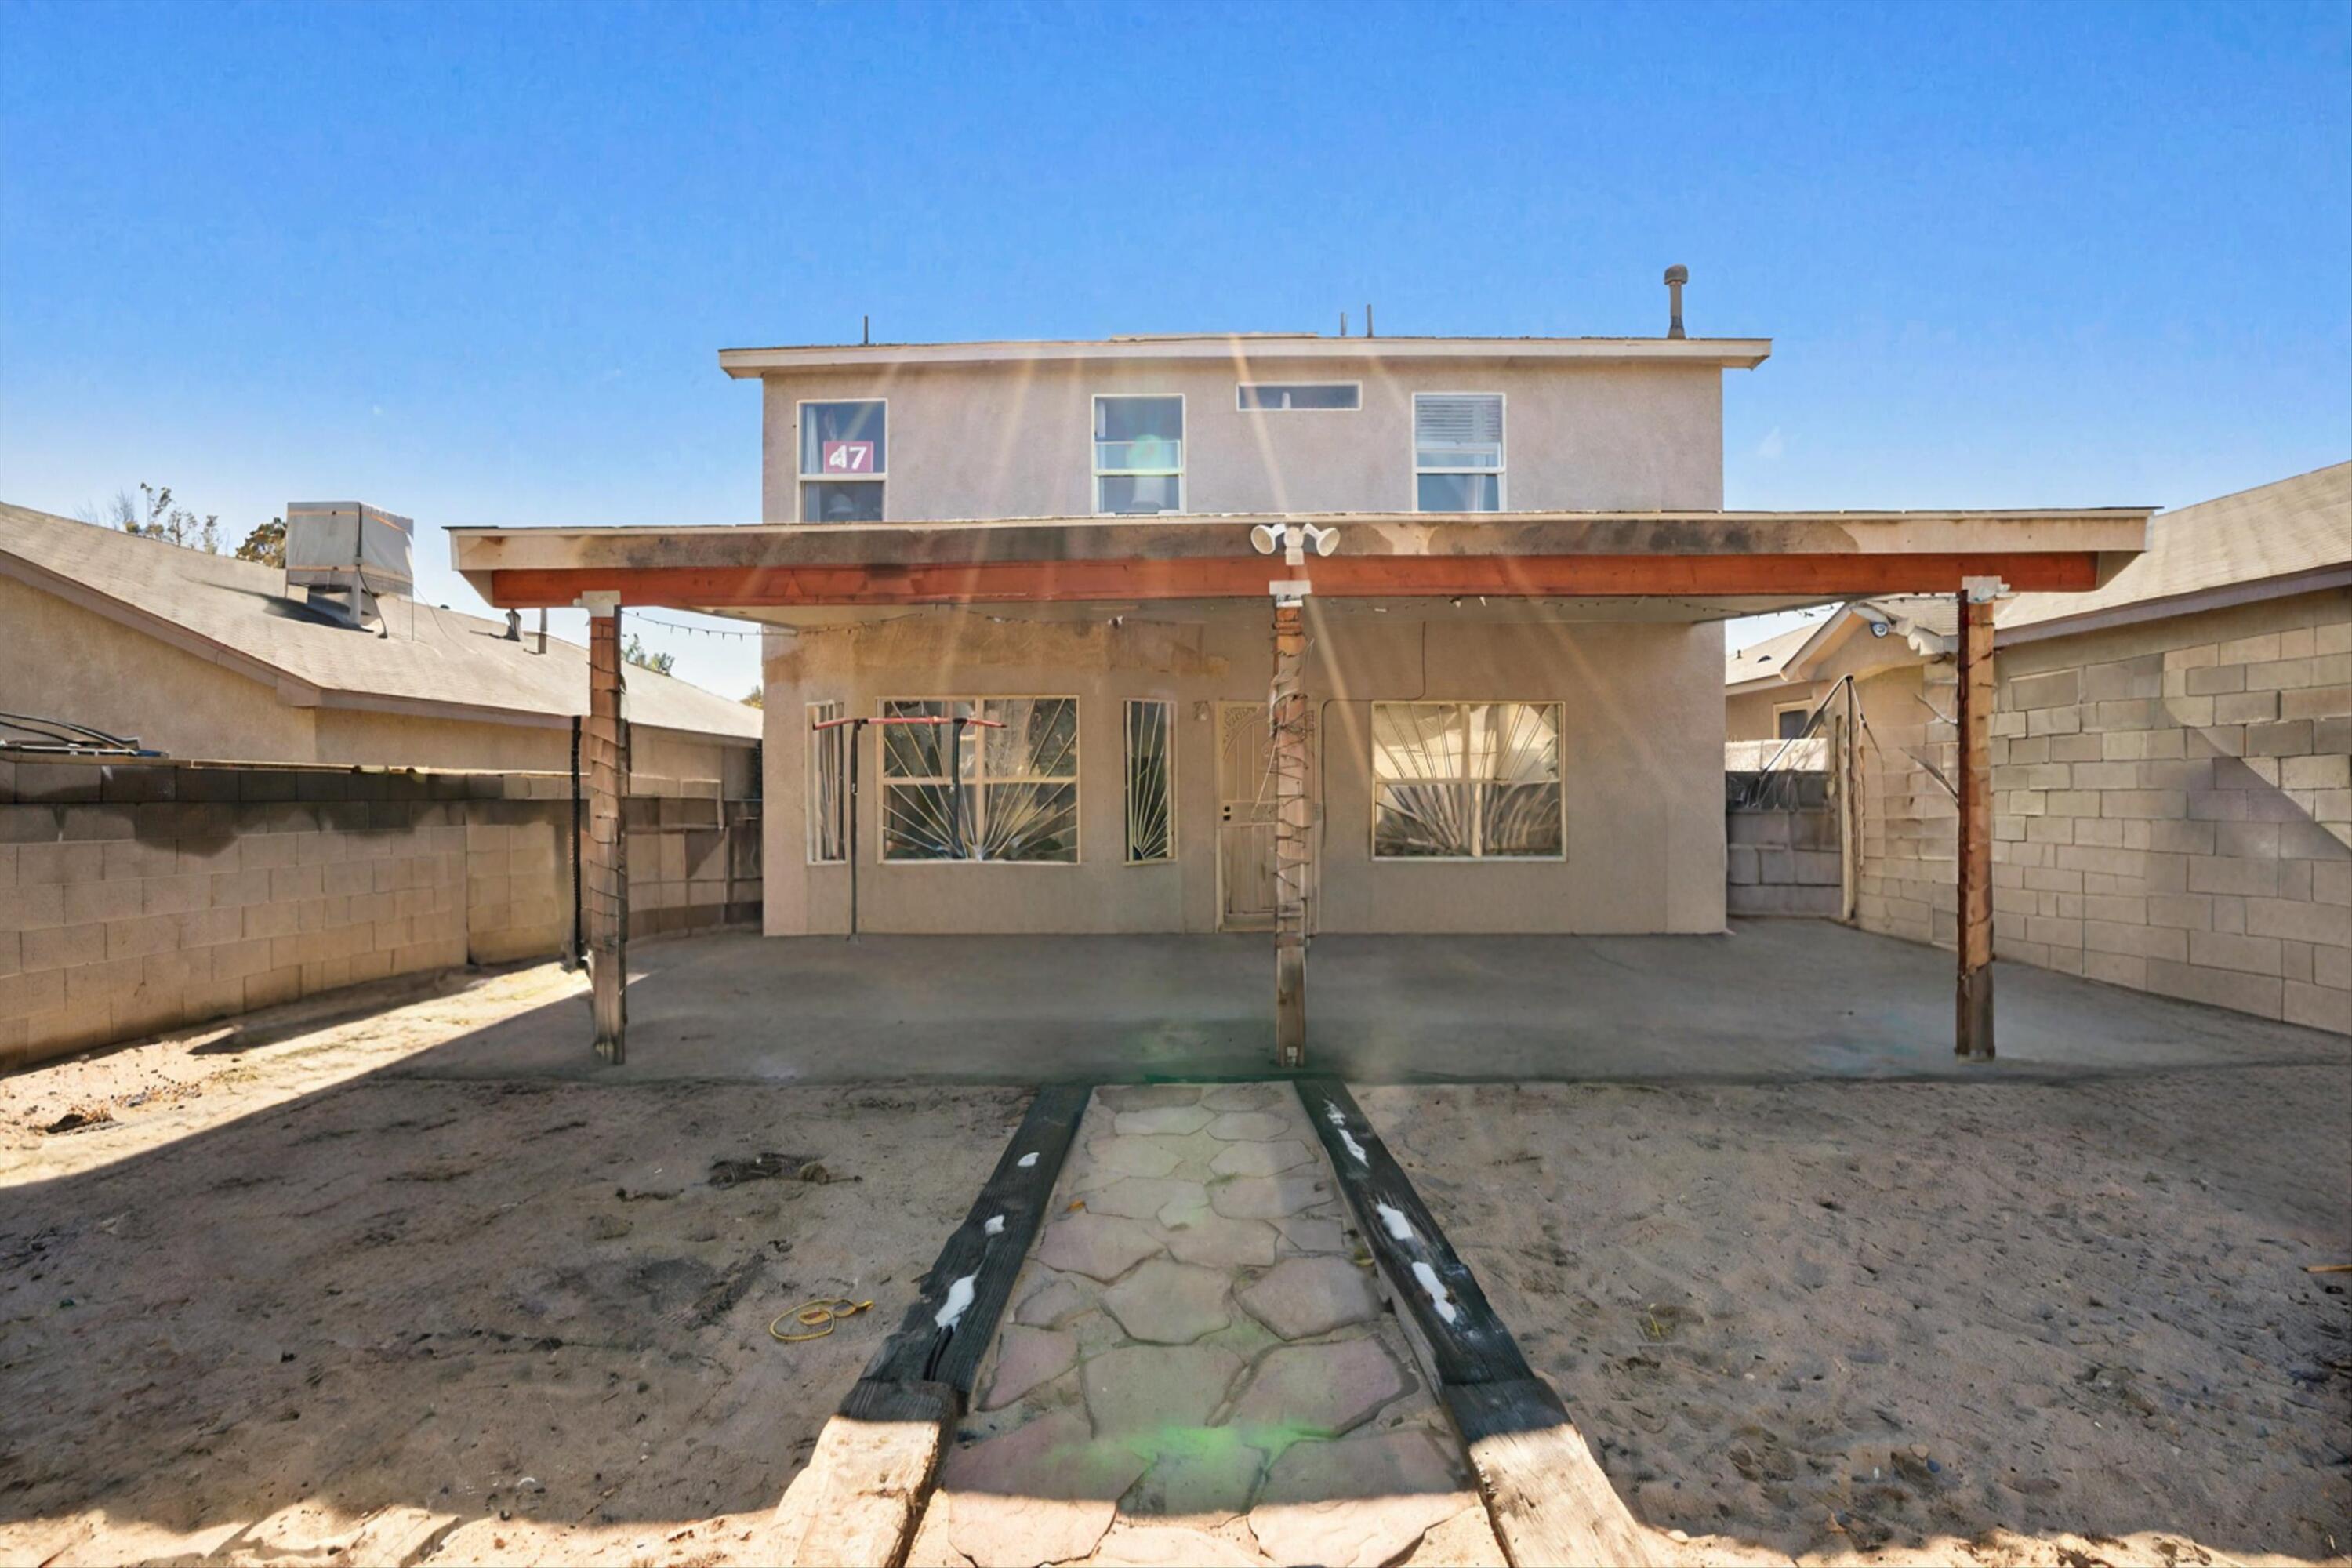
top-left (384, 920), bottom-right (2349, 1087)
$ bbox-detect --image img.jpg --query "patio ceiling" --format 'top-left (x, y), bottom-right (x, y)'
top-left (448, 508), bottom-right (2151, 615)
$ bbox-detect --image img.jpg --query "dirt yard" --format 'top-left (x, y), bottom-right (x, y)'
top-left (1363, 1073), bottom-right (2352, 1568)
top-left (4, 958), bottom-right (2348, 1567)
top-left (0, 964), bottom-right (1026, 1566)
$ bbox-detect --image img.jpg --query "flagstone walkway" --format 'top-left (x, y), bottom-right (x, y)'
top-left (904, 1082), bottom-right (1504, 1568)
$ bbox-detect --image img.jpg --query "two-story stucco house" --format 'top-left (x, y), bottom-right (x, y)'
top-left (452, 292), bottom-right (2147, 1064)
top-left (739, 332), bottom-right (1762, 945)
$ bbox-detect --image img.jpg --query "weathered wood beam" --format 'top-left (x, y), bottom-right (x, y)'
top-left (487, 550), bottom-right (2104, 609)
top-left (1271, 601), bottom-right (1308, 1068)
top-left (584, 604), bottom-right (629, 1063)
top-left (1955, 593), bottom-right (1996, 1060)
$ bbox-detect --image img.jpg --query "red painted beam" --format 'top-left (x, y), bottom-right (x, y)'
top-left (488, 551), bottom-right (2100, 608)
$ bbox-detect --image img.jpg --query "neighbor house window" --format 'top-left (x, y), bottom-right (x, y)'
top-left (1371, 701), bottom-right (1562, 859)
top-left (1774, 703), bottom-right (1812, 740)
top-left (1124, 699), bottom-right (1174, 863)
top-left (1237, 383), bottom-right (1360, 411)
top-left (1413, 393), bottom-right (1504, 512)
top-left (799, 400), bottom-right (887, 522)
top-left (1094, 395), bottom-right (1184, 514)
top-left (807, 702), bottom-right (848, 863)
top-left (880, 697), bottom-right (1078, 862)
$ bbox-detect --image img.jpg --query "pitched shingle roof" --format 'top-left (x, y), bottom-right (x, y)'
top-left (0, 502), bottom-right (760, 740)
top-left (1724, 615), bottom-right (1830, 689)
top-left (2000, 462), bottom-right (2350, 633)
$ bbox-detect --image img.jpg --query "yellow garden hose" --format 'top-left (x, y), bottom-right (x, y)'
top-left (768, 1297), bottom-right (873, 1344)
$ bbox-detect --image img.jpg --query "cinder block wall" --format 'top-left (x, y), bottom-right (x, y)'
top-left (1854, 590), bottom-right (2350, 1035)
top-left (1726, 769), bottom-right (1842, 916)
top-left (1, 755), bottom-right (761, 1073)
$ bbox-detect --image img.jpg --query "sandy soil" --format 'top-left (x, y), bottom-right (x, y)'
top-left (1361, 1072), bottom-right (2352, 1568)
top-left (0, 966), bottom-right (1027, 1567)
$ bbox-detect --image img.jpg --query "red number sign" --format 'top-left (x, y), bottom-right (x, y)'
top-left (822, 441), bottom-right (874, 474)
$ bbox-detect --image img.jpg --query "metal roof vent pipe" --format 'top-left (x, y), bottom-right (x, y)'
top-left (1664, 265), bottom-right (1688, 339)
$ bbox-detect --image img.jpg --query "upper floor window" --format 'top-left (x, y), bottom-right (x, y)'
top-left (1414, 393), bottom-right (1504, 512)
top-left (1094, 395), bottom-right (1184, 514)
top-left (800, 400), bottom-right (887, 522)
top-left (1237, 383), bottom-right (1360, 412)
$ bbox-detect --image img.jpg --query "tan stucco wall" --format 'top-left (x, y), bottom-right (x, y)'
top-left (760, 608), bottom-right (1725, 937)
top-left (0, 575), bottom-right (315, 761)
top-left (757, 357), bottom-right (1726, 523)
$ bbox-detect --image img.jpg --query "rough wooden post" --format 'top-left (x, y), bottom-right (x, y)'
top-left (1272, 600), bottom-right (1308, 1068)
top-left (584, 598), bottom-right (630, 1063)
top-left (1955, 590), bottom-right (1995, 1060)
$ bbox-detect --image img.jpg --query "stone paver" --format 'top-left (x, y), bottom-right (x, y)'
top-left (929, 1408), bottom-right (1150, 1568)
top-left (1114, 1104), bottom-right (1216, 1135)
top-left (1210, 1172), bottom-right (1330, 1219)
top-left (1163, 1214), bottom-right (1281, 1268)
top-left (1210, 1138), bottom-right (1314, 1178)
top-left (979, 1324), bottom-right (1078, 1410)
top-left (1226, 1336), bottom-right (1410, 1439)
top-left (1035, 1211), bottom-right (1163, 1281)
top-left (1014, 1274), bottom-right (1089, 1327)
top-left (1087, 1134), bottom-right (1187, 1178)
top-left (1236, 1254), bottom-right (1382, 1340)
top-left (929, 1082), bottom-right (1503, 1567)
top-left (1248, 1429), bottom-right (1478, 1568)
top-left (1083, 1175), bottom-right (1209, 1221)
top-left (1101, 1257), bottom-right (1232, 1345)
top-left (1082, 1343), bottom-right (1244, 1440)
top-left (1207, 1110), bottom-right (1295, 1142)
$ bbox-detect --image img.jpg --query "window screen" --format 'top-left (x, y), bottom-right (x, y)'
top-left (1094, 396), bottom-right (1184, 514)
top-left (1414, 394), bottom-right (1504, 513)
top-left (807, 702), bottom-right (848, 862)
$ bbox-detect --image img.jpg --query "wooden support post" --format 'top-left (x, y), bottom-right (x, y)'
top-left (1272, 600), bottom-right (1309, 1068)
top-left (1955, 592), bottom-right (1995, 1059)
top-left (584, 601), bottom-right (630, 1063)
top-left (1838, 677), bottom-right (1860, 924)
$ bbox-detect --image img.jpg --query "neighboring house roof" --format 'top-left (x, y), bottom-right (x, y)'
top-left (718, 332), bottom-right (1773, 376)
top-left (0, 502), bottom-right (760, 741)
top-left (1724, 616), bottom-right (1828, 692)
top-left (2000, 462), bottom-right (2350, 641)
top-left (1724, 464), bottom-right (2350, 689)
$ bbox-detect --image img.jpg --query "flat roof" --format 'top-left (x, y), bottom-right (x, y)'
top-left (717, 333), bottom-right (1773, 376)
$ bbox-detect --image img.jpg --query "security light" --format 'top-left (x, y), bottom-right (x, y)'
top-left (1250, 524), bottom-right (1282, 556)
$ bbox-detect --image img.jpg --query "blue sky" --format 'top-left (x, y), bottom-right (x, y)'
top-left (3, 0), bottom-right (2347, 699)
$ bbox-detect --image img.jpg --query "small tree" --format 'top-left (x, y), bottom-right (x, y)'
top-left (622, 633), bottom-right (675, 676)
top-left (235, 517), bottom-right (287, 567)
top-left (742, 684), bottom-right (763, 708)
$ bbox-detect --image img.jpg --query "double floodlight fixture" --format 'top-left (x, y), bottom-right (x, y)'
top-left (1248, 522), bottom-right (1340, 563)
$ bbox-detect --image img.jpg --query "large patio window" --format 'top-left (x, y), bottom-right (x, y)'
top-left (799, 400), bottom-right (887, 522)
top-left (1413, 393), bottom-right (1504, 512)
top-left (880, 697), bottom-right (1079, 862)
top-left (806, 702), bottom-right (848, 863)
top-left (1371, 701), bottom-right (1563, 859)
top-left (1124, 699), bottom-right (1174, 863)
top-left (1093, 394), bottom-right (1184, 514)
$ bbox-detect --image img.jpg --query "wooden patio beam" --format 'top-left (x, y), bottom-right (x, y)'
top-left (485, 551), bottom-right (2103, 610)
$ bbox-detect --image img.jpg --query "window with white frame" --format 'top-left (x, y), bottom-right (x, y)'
top-left (1237, 383), bottom-right (1360, 412)
top-left (799, 400), bottom-right (887, 522)
top-left (1371, 701), bottom-right (1562, 859)
top-left (1124, 699), bottom-right (1174, 863)
top-left (879, 697), bottom-right (1078, 862)
top-left (806, 702), bottom-right (848, 863)
top-left (1413, 393), bottom-right (1504, 512)
top-left (1093, 395), bottom-right (1184, 514)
